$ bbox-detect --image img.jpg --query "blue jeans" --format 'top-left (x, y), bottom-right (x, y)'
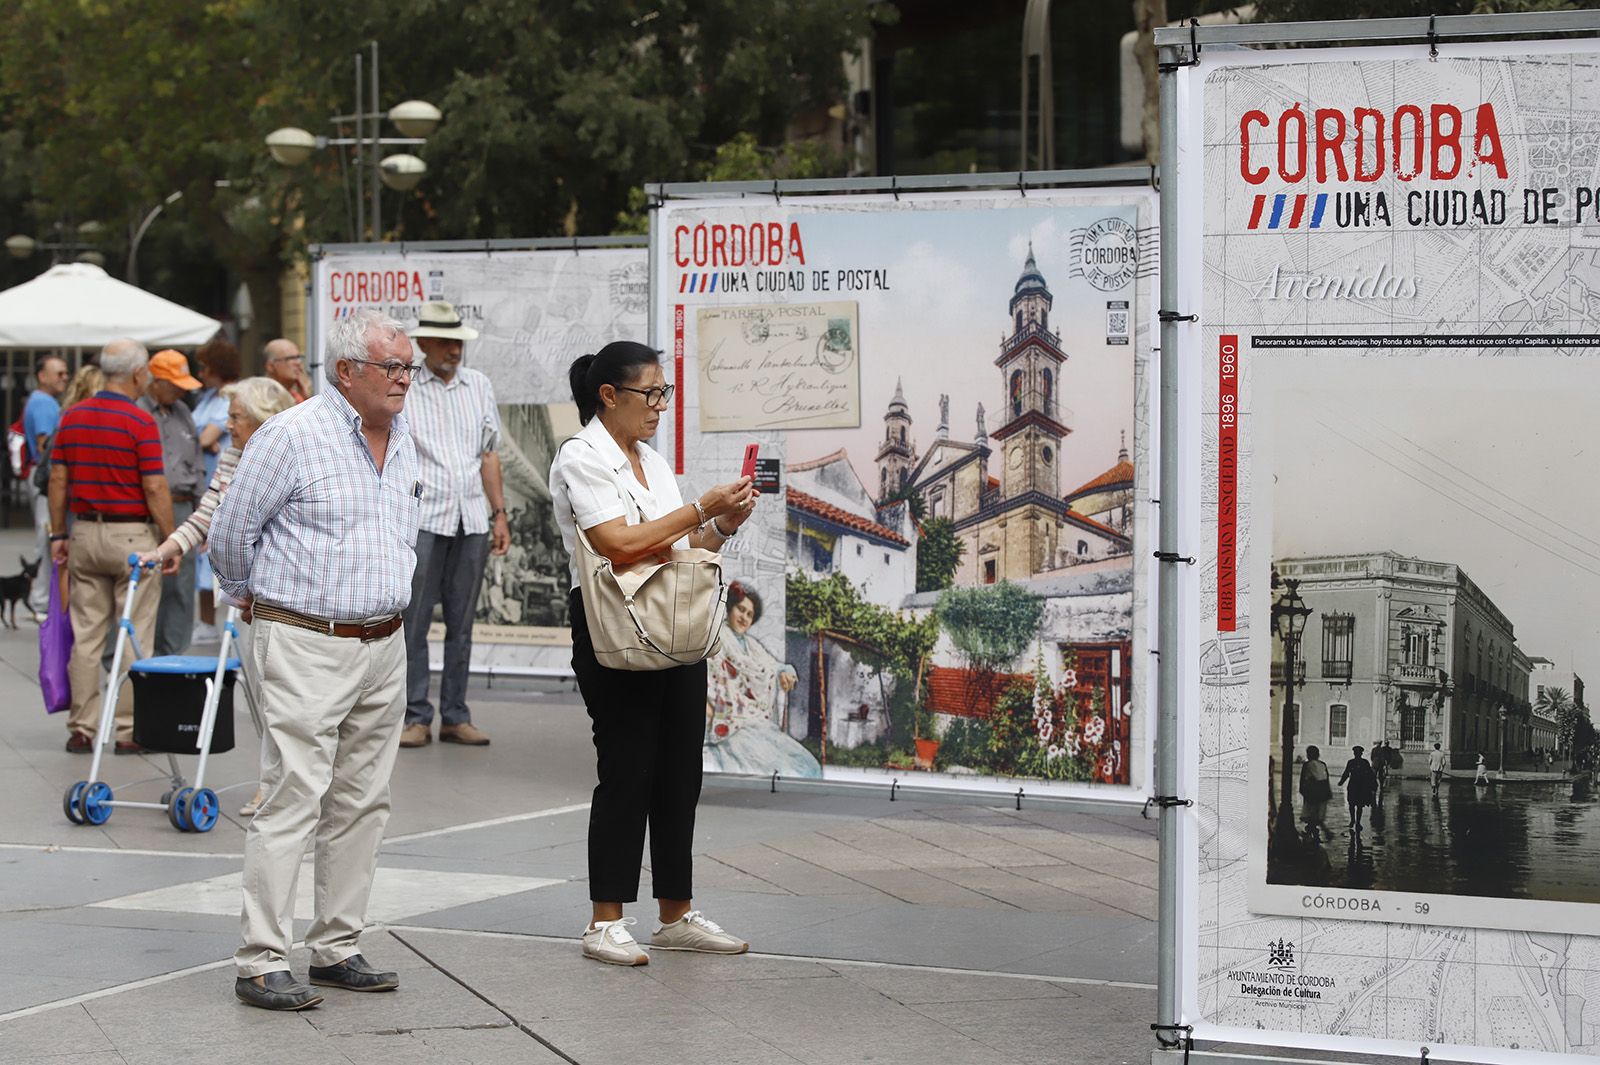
top-left (403, 529), bottom-right (490, 727)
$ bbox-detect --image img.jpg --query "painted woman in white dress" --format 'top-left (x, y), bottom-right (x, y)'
top-left (703, 582), bottom-right (822, 778)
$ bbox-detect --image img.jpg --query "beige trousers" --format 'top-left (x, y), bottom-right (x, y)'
top-left (66, 520), bottom-right (161, 742)
top-left (234, 618), bottom-right (406, 977)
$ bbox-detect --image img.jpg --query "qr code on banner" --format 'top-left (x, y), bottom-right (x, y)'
top-left (1106, 300), bottom-right (1130, 345)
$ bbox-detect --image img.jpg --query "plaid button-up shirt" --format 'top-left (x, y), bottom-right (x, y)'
top-left (404, 363), bottom-right (501, 537)
top-left (210, 387), bottom-right (421, 621)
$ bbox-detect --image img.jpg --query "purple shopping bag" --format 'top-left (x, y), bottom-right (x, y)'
top-left (39, 563), bottom-right (72, 713)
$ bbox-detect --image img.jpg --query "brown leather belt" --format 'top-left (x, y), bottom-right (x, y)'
top-left (170, 493), bottom-right (196, 504)
top-left (253, 602), bottom-right (403, 642)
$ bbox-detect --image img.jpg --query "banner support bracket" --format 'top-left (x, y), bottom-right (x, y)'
top-left (770, 770), bottom-right (780, 794)
top-left (1158, 310), bottom-right (1197, 323)
top-left (1143, 795), bottom-right (1192, 820)
top-left (1157, 19), bottom-right (1201, 72)
top-left (1154, 551), bottom-right (1195, 565)
top-left (1152, 1023), bottom-right (1194, 1057)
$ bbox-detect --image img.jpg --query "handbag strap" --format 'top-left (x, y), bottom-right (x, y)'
top-left (620, 579), bottom-right (727, 666)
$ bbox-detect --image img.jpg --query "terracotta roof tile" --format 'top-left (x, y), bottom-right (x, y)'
top-left (1066, 460), bottom-right (1133, 500)
top-left (787, 488), bottom-right (909, 547)
top-left (1064, 509), bottom-right (1128, 541)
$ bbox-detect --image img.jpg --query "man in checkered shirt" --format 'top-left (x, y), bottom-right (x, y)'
top-left (210, 308), bottom-right (422, 1011)
top-left (397, 300), bottom-right (511, 750)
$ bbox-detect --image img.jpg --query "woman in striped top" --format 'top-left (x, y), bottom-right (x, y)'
top-left (138, 376), bottom-right (295, 817)
top-left (141, 377), bottom-right (297, 574)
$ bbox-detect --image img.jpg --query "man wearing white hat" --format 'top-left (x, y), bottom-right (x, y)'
top-left (399, 301), bottom-right (510, 748)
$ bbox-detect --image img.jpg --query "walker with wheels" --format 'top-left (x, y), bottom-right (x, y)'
top-left (62, 554), bottom-right (258, 833)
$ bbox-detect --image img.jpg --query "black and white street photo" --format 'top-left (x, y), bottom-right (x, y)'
top-left (1254, 356), bottom-right (1600, 917)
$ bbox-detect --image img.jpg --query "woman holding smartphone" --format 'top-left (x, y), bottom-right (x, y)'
top-left (551, 340), bottom-right (758, 966)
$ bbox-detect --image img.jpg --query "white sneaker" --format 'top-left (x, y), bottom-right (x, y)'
top-left (191, 622), bottom-right (221, 645)
top-left (651, 910), bottom-right (748, 954)
top-left (582, 917), bottom-right (649, 966)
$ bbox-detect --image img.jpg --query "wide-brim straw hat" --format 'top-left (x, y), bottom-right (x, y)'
top-left (410, 300), bottom-right (480, 341)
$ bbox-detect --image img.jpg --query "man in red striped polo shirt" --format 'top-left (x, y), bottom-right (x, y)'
top-left (48, 339), bottom-right (175, 754)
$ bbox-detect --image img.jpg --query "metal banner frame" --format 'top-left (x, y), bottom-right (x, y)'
top-left (1154, 11), bottom-right (1600, 1065)
top-left (648, 168), bottom-right (1155, 816)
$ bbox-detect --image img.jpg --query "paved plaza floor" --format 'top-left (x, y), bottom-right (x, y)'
top-left (0, 533), bottom-right (1158, 1064)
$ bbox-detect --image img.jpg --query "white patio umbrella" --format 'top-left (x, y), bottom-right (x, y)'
top-left (0, 263), bottom-right (218, 348)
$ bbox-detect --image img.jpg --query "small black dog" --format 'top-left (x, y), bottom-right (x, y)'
top-left (0, 555), bottom-right (39, 629)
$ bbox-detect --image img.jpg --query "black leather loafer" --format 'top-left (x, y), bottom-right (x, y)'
top-left (308, 953), bottom-right (399, 992)
top-left (235, 971), bottom-right (324, 1011)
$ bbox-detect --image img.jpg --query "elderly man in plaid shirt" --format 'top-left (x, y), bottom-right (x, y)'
top-left (210, 309), bottom-right (421, 1011)
top-left (398, 301), bottom-right (510, 749)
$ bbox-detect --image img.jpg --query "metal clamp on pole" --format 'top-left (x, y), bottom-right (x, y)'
top-left (1142, 795), bottom-right (1194, 820)
top-left (1151, 1022), bottom-right (1194, 1058)
top-left (1428, 14), bottom-right (1440, 60)
top-left (1153, 551), bottom-right (1196, 565)
top-left (1157, 309), bottom-right (1198, 323)
top-left (772, 179), bottom-right (782, 205)
top-left (1157, 18), bottom-right (1201, 72)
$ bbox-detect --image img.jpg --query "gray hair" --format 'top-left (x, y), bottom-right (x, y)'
top-left (99, 338), bottom-right (149, 380)
top-left (222, 375), bottom-right (296, 427)
top-left (325, 309), bottom-right (406, 386)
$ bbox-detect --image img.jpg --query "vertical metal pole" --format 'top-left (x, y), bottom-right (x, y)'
top-left (370, 40), bottom-right (382, 239)
top-left (1154, 40), bottom-right (1184, 1049)
top-left (354, 51), bottom-right (365, 243)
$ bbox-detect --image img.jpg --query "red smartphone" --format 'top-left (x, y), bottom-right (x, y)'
top-left (740, 443), bottom-right (760, 480)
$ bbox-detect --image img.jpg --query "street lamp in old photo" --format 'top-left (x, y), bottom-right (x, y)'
top-left (1272, 577), bottom-right (1312, 852)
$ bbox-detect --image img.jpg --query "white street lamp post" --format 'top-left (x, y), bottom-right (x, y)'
top-left (265, 42), bottom-right (438, 241)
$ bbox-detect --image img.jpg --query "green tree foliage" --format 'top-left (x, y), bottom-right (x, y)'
top-left (0, 0), bottom-right (880, 340)
top-left (934, 581), bottom-right (1044, 675)
top-left (785, 570), bottom-right (939, 677)
top-left (914, 516), bottom-right (964, 593)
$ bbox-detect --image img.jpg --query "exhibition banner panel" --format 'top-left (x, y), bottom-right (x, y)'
top-left (313, 246), bottom-right (646, 653)
top-left (1186, 41), bottom-right (1600, 1061)
top-left (655, 189), bottom-right (1157, 800)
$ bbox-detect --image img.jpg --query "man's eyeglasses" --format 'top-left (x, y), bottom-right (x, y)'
top-left (618, 384), bottom-right (675, 408)
top-left (348, 357), bottom-right (418, 382)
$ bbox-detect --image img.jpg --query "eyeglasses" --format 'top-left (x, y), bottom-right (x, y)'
top-left (618, 384), bottom-right (675, 408)
top-left (273, 355), bottom-right (304, 364)
top-left (347, 357), bottom-right (418, 382)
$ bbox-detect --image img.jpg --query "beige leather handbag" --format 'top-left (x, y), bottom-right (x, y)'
top-left (565, 441), bottom-right (727, 671)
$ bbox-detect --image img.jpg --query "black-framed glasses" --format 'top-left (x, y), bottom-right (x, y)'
top-left (348, 357), bottom-right (418, 382)
top-left (618, 384), bottom-right (675, 408)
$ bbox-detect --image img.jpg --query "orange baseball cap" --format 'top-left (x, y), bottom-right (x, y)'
top-left (149, 350), bottom-right (202, 390)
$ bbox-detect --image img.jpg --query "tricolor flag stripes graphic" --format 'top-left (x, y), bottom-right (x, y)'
top-left (1246, 193), bottom-right (1329, 230)
top-left (678, 273), bottom-right (719, 293)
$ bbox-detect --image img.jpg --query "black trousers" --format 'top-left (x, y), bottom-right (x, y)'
top-left (570, 590), bottom-right (706, 903)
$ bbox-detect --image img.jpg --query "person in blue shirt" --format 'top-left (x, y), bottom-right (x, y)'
top-left (22, 354), bottom-right (68, 618)
top-left (188, 338), bottom-right (239, 643)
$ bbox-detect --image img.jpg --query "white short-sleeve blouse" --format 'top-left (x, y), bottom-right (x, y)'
top-left (550, 415), bottom-right (686, 591)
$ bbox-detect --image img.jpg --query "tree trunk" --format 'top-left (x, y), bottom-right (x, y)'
top-left (238, 265), bottom-right (284, 375)
top-left (1132, 0), bottom-right (1169, 163)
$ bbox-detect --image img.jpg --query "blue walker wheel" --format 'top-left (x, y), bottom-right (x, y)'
top-left (167, 787), bottom-right (194, 832)
top-left (188, 788), bottom-right (219, 833)
top-left (63, 781), bottom-right (87, 825)
top-left (80, 782), bottom-right (113, 825)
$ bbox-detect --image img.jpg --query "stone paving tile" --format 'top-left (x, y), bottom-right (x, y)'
top-left (881, 817), bottom-right (1066, 868)
top-left (917, 865), bottom-right (1121, 914)
top-left (645, 953), bottom-right (844, 988)
top-left (0, 1006), bottom-right (116, 1061)
top-left (812, 820), bottom-right (990, 869)
top-left (0, 1054), bottom-right (127, 1065)
top-left (695, 854), bottom-right (798, 894)
top-left (535, 1013), bottom-right (808, 1064)
top-left (908, 995), bottom-right (1152, 1065)
top-left (1010, 864), bottom-right (1158, 917)
top-left (302, 958), bottom-right (506, 1037)
top-left (764, 832), bottom-right (906, 873)
top-left (707, 843), bottom-right (887, 896)
top-left (841, 867), bottom-right (1012, 908)
top-left (837, 965), bottom-right (1083, 1005)
top-left (116, 1042), bottom-right (355, 1065)
top-left (79, 971), bottom-right (333, 1052)
top-left (330, 1026), bottom-right (563, 1065)
top-left (392, 929), bottom-right (706, 1023)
